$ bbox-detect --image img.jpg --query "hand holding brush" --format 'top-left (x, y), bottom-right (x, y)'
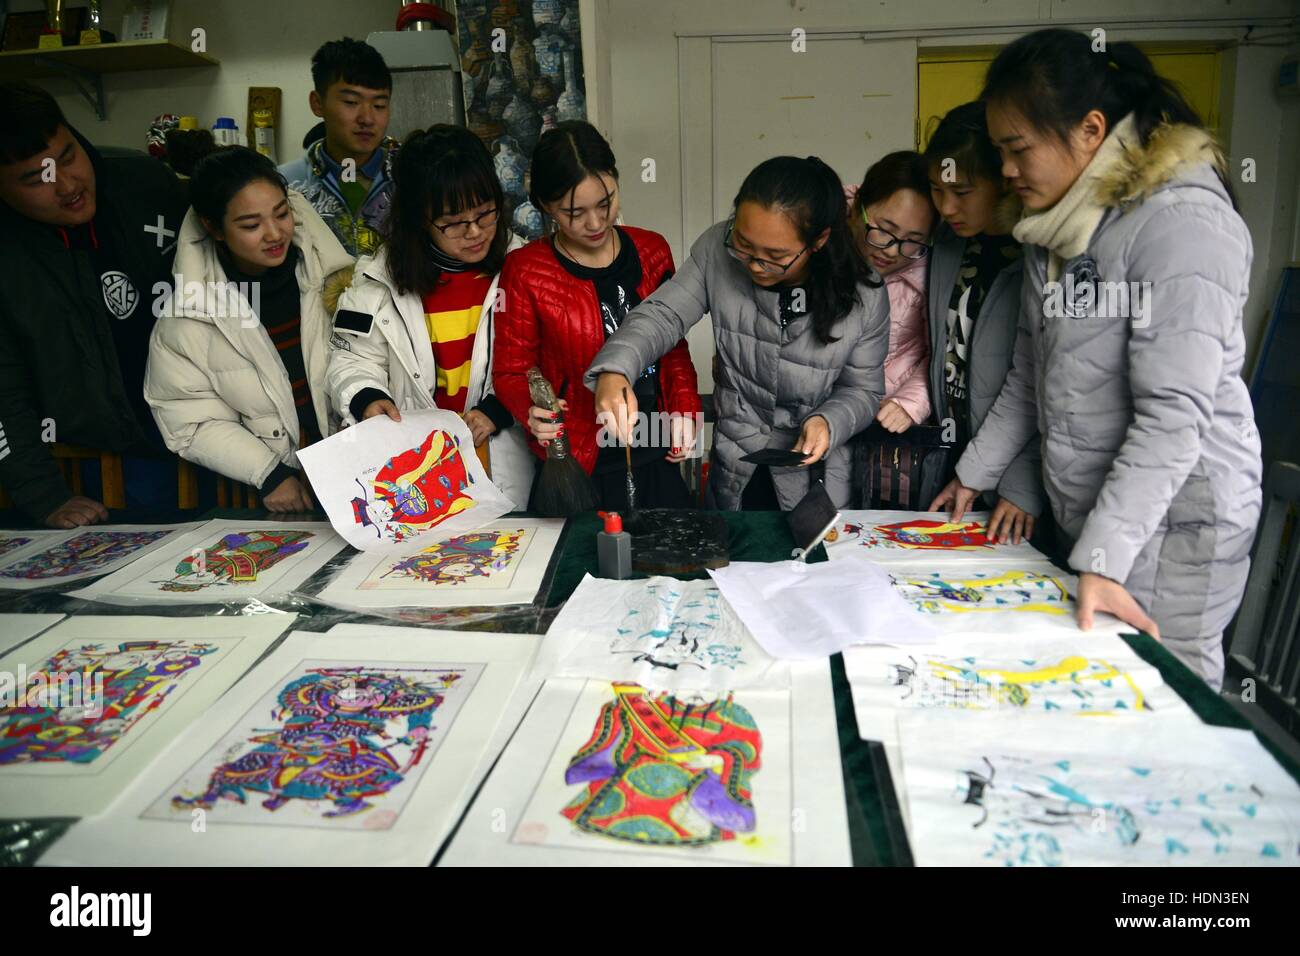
top-left (622, 385), bottom-right (638, 517)
top-left (527, 367), bottom-right (598, 516)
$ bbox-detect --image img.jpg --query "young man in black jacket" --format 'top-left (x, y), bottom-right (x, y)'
top-left (0, 82), bottom-right (188, 527)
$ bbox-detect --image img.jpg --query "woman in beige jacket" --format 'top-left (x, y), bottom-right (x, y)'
top-left (145, 147), bottom-right (354, 511)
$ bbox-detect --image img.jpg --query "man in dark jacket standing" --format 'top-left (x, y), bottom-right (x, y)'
top-left (0, 82), bottom-right (187, 526)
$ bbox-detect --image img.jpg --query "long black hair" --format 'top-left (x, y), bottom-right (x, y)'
top-left (982, 30), bottom-right (1235, 208)
top-left (528, 120), bottom-right (618, 223)
top-left (733, 156), bottom-right (874, 345)
top-left (922, 101), bottom-right (1003, 186)
top-left (982, 29), bottom-right (1203, 147)
top-left (387, 124), bottom-right (507, 297)
top-left (189, 146), bottom-right (287, 227)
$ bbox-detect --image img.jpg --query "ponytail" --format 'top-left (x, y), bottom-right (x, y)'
top-left (1099, 42), bottom-right (1202, 142)
top-left (733, 155), bottom-right (876, 345)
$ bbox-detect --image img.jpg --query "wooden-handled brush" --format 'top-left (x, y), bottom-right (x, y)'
top-left (527, 367), bottom-right (598, 517)
top-left (623, 385), bottom-right (637, 517)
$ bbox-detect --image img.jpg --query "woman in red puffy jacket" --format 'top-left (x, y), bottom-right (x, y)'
top-left (493, 121), bottom-right (702, 510)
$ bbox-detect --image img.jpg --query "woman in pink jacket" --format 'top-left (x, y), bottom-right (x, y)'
top-left (844, 152), bottom-right (936, 433)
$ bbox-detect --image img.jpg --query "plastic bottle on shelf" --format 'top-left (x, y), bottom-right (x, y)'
top-left (212, 116), bottom-right (240, 147)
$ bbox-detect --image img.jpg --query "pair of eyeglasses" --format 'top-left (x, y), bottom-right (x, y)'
top-left (861, 208), bottom-right (929, 260)
top-left (432, 207), bottom-right (500, 239)
top-left (723, 218), bottom-right (810, 276)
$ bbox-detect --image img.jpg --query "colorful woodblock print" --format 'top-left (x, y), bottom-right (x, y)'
top-left (561, 682), bottom-right (761, 847)
top-left (168, 665), bottom-right (471, 827)
top-left (0, 535), bottom-right (34, 560)
top-left (0, 530), bottom-right (168, 580)
top-left (361, 528), bottom-right (531, 589)
top-left (887, 651), bottom-right (1152, 713)
top-left (0, 640), bottom-right (218, 764)
top-left (351, 429), bottom-right (476, 544)
top-left (891, 569), bottom-right (1072, 616)
top-left (156, 530), bottom-right (312, 592)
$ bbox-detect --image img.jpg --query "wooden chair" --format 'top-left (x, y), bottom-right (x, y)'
top-left (215, 475), bottom-right (260, 509)
top-left (1, 446), bottom-right (125, 511)
top-left (51, 444), bottom-right (127, 508)
top-left (849, 423), bottom-right (953, 511)
top-left (177, 458), bottom-right (200, 509)
top-left (3, 449), bottom-right (224, 513)
top-left (177, 458), bottom-right (262, 509)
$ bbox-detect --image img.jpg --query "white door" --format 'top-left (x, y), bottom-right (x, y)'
top-left (677, 34), bottom-right (917, 399)
top-left (710, 36), bottom-right (918, 218)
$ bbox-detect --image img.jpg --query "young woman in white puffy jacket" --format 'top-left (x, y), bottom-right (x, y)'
top-left (145, 147), bottom-right (354, 511)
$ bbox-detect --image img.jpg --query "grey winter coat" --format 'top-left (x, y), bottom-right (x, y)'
top-left (925, 222), bottom-right (1045, 515)
top-left (585, 220), bottom-right (890, 510)
top-left (956, 116), bottom-right (1262, 677)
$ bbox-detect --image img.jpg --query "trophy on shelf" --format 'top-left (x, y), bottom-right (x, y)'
top-left (80, 0), bottom-right (115, 45)
top-left (38, 0), bottom-right (65, 49)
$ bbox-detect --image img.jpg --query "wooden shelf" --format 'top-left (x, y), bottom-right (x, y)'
top-left (0, 39), bottom-right (219, 118)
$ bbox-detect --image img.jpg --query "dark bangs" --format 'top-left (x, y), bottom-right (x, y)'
top-left (922, 102), bottom-right (1003, 187)
top-left (386, 124), bottom-right (508, 297)
top-left (0, 81), bottom-right (66, 165)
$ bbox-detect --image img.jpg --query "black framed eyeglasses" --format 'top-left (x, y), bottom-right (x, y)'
top-left (723, 218), bottom-right (810, 276)
top-left (861, 208), bottom-right (929, 260)
top-left (432, 207), bottom-right (500, 239)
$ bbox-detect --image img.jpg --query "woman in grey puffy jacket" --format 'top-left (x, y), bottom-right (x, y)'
top-left (933, 29), bottom-right (1262, 688)
top-left (586, 156), bottom-right (890, 511)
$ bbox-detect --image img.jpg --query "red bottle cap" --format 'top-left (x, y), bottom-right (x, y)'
top-left (597, 511), bottom-right (623, 534)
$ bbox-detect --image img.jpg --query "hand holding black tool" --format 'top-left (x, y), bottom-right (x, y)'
top-left (740, 447), bottom-right (813, 468)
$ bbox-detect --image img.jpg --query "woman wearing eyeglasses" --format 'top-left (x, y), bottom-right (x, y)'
top-left (493, 121), bottom-right (702, 511)
top-left (845, 151), bottom-right (936, 435)
top-left (587, 155), bottom-right (889, 511)
top-left (326, 124), bottom-right (533, 507)
top-left (921, 102), bottom-right (1044, 545)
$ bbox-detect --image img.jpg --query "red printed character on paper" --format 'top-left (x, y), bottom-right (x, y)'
top-left (867, 519), bottom-right (993, 552)
top-left (351, 429), bottom-right (476, 543)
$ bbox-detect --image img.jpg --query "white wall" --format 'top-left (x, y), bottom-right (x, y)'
top-left (10, 0), bottom-right (396, 159)
top-left (594, 0), bottom-right (1300, 375)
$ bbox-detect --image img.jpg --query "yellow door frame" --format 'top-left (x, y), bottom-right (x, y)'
top-left (916, 42), bottom-right (1225, 150)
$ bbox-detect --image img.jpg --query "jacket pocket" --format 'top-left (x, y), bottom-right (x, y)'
top-left (246, 414), bottom-right (290, 443)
